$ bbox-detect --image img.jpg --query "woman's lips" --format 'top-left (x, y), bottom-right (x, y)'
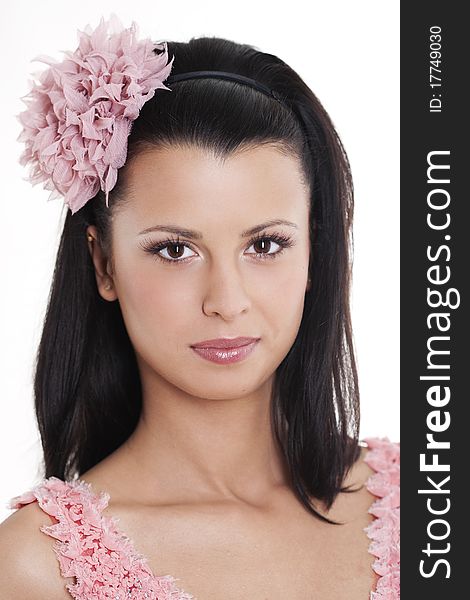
top-left (191, 336), bottom-right (259, 349)
top-left (190, 338), bottom-right (260, 364)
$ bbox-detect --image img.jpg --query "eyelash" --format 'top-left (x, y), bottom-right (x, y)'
top-left (139, 232), bottom-right (295, 265)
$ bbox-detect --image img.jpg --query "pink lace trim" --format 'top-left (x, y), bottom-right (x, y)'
top-left (7, 438), bottom-right (400, 599)
top-left (363, 436), bottom-right (400, 600)
top-left (7, 477), bottom-right (194, 600)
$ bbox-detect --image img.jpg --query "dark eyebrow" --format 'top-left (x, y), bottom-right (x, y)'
top-left (138, 219), bottom-right (299, 239)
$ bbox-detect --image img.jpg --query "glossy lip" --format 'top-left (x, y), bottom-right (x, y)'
top-left (190, 339), bottom-right (260, 365)
top-left (190, 336), bottom-right (260, 349)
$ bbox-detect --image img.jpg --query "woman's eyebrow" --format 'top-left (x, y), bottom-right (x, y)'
top-left (138, 219), bottom-right (298, 239)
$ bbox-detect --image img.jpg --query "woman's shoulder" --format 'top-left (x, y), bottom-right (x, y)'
top-left (0, 492), bottom-right (73, 599)
top-left (1, 475), bottom-right (146, 600)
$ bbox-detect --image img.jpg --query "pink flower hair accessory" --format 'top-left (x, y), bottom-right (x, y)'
top-left (17, 14), bottom-right (174, 215)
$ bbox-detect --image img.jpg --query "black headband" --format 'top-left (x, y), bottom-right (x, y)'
top-left (165, 70), bottom-right (284, 104)
top-left (164, 70), bottom-right (308, 139)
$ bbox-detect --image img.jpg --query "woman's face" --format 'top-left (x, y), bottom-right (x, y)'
top-left (90, 144), bottom-right (311, 400)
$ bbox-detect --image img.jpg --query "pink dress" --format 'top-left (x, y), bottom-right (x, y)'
top-left (6, 436), bottom-right (399, 599)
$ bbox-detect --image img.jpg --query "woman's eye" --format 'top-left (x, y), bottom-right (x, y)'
top-left (158, 243), bottom-right (196, 262)
top-left (246, 238), bottom-right (281, 257)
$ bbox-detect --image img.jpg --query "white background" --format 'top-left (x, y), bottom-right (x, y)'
top-left (0, 0), bottom-right (399, 522)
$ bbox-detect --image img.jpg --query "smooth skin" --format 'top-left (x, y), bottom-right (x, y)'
top-left (0, 145), bottom-right (378, 599)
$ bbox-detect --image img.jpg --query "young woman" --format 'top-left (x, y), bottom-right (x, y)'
top-left (0, 16), bottom-right (399, 600)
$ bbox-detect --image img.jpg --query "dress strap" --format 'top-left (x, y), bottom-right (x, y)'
top-left (362, 436), bottom-right (400, 599)
top-left (7, 476), bottom-right (193, 599)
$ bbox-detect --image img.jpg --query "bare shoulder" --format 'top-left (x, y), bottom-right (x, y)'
top-left (0, 501), bottom-right (73, 599)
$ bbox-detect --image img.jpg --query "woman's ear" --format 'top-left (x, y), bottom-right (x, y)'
top-left (86, 225), bottom-right (118, 302)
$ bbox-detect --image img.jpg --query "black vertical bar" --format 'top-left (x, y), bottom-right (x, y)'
top-left (401, 2), bottom-right (467, 597)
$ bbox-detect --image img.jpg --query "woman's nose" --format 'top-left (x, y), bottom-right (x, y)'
top-left (201, 264), bottom-right (252, 319)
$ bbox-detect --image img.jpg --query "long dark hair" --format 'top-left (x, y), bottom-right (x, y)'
top-left (34, 36), bottom-right (361, 525)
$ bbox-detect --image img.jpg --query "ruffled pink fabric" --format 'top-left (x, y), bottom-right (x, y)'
top-left (363, 436), bottom-right (400, 600)
top-left (7, 437), bottom-right (399, 599)
top-left (7, 476), bottom-right (194, 599)
top-left (16, 14), bottom-right (174, 214)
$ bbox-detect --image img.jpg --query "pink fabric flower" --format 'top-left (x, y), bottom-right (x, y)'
top-left (16, 14), bottom-right (174, 214)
